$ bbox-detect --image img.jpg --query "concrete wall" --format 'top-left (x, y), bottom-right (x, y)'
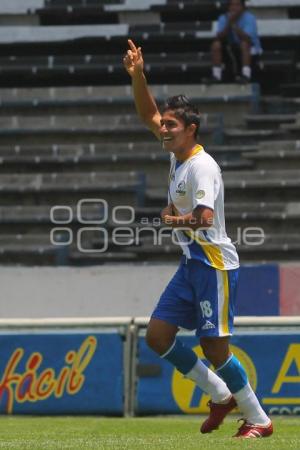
top-left (0, 264), bottom-right (177, 318)
top-left (1, 263), bottom-right (299, 318)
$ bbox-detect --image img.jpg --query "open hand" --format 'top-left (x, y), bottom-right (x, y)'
top-left (123, 39), bottom-right (144, 77)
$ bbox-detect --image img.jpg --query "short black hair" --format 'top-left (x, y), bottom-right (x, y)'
top-left (229, 0), bottom-right (246, 6)
top-left (161, 95), bottom-right (200, 138)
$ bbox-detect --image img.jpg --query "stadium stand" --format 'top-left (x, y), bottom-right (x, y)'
top-left (0, 0), bottom-right (299, 265)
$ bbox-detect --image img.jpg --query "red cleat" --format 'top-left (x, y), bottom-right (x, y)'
top-left (200, 396), bottom-right (237, 433)
top-left (234, 419), bottom-right (273, 438)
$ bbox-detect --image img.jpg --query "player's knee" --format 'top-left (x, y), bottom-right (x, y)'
top-left (201, 344), bottom-right (216, 364)
top-left (145, 328), bottom-right (156, 351)
top-left (146, 332), bottom-right (168, 355)
top-left (146, 319), bottom-right (178, 355)
top-left (200, 337), bottom-right (230, 368)
top-left (146, 327), bottom-right (175, 355)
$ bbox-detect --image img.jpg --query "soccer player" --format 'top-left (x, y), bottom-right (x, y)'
top-left (210, 0), bottom-right (262, 82)
top-left (123, 39), bottom-right (273, 438)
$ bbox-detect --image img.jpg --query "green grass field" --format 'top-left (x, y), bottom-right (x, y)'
top-left (0, 416), bottom-right (298, 450)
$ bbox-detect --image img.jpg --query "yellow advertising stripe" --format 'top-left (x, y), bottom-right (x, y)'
top-left (222, 271), bottom-right (229, 335)
top-left (185, 229), bottom-right (225, 270)
top-left (262, 398), bottom-right (300, 404)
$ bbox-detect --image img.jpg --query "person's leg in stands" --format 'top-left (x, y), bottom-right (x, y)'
top-left (211, 39), bottom-right (224, 82)
top-left (239, 38), bottom-right (252, 81)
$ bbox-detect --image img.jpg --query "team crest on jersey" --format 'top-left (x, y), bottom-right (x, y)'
top-left (176, 181), bottom-right (186, 196)
top-left (196, 190), bottom-right (205, 199)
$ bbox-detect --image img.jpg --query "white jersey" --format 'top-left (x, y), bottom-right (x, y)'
top-left (168, 145), bottom-right (239, 270)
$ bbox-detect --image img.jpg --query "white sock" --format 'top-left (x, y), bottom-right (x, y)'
top-left (242, 65), bottom-right (251, 79)
top-left (212, 66), bottom-right (222, 81)
top-left (185, 359), bottom-right (232, 404)
top-left (233, 383), bottom-right (270, 425)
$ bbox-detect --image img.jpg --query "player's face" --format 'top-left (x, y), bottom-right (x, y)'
top-left (160, 110), bottom-right (192, 152)
top-left (229, 0), bottom-right (244, 16)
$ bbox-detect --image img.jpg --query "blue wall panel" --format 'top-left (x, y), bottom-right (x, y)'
top-left (0, 332), bottom-right (124, 414)
top-left (136, 333), bottom-right (300, 415)
top-left (236, 264), bottom-right (279, 316)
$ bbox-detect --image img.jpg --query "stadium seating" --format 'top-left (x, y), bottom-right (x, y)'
top-left (242, 141), bottom-right (300, 170)
top-left (0, 0), bottom-right (299, 264)
top-left (0, 83), bottom-right (260, 127)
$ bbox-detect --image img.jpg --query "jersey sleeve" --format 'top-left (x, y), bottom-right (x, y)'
top-left (241, 13), bottom-right (257, 41)
top-left (190, 163), bottom-right (218, 211)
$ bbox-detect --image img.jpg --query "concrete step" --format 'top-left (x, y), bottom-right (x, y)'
top-left (280, 82), bottom-right (300, 97)
top-left (244, 113), bottom-right (296, 130)
top-left (258, 139), bottom-right (300, 151)
top-left (224, 128), bottom-right (286, 144)
top-left (0, 171), bottom-right (145, 206)
top-left (0, 84), bottom-right (258, 126)
top-left (261, 96), bottom-right (300, 114)
top-left (242, 149), bottom-right (300, 169)
top-left (0, 143), bottom-right (257, 158)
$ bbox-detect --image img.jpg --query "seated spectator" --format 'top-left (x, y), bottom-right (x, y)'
top-left (210, 0), bottom-right (262, 83)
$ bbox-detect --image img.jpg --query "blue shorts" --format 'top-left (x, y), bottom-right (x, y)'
top-left (151, 257), bottom-right (239, 337)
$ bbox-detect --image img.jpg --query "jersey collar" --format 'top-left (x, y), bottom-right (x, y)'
top-left (176, 144), bottom-right (203, 163)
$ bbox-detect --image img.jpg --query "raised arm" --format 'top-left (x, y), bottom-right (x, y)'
top-left (123, 39), bottom-right (161, 140)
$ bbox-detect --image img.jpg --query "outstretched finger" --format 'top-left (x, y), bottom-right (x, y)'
top-left (127, 49), bottom-right (134, 60)
top-left (128, 39), bottom-right (137, 52)
top-left (123, 55), bottom-right (131, 64)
